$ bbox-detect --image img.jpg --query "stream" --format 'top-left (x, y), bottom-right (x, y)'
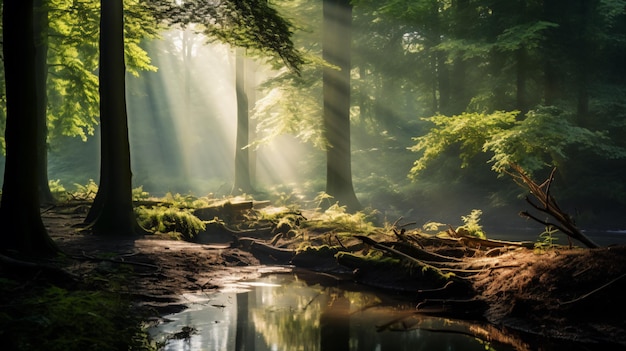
top-left (147, 268), bottom-right (602, 351)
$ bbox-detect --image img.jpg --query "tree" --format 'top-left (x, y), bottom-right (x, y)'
top-left (34, 0), bottom-right (56, 205)
top-left (85, 0), bottom-right (145, 236)
top-left (232, 48), bottom-right (254, 194)
top-left (0, 0), bottom-right (58, 256)
top-left (322, 0), bottom-right (360, 211)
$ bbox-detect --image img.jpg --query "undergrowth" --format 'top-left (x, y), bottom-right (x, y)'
top-left (0, 273), bottom-right (157, 351)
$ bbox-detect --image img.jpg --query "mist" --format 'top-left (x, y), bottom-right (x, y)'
top-left (3, 0), bottom-right (625, 241)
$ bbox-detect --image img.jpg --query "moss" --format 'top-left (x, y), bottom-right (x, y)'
top-left (296, 244), bottom-right (340, 255)
top-left (0, 275), bottom-right (157, 351)
top-left (335, 251), bottom-right (454, 281)
top-left (135, 206), bottom-right (205, 240)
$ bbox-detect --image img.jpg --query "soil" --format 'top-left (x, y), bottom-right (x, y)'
top-left (43, 206), bottom-right (626, 348)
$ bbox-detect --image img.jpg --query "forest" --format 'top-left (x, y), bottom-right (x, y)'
top-left (0, 0), bottom-right (625, 350)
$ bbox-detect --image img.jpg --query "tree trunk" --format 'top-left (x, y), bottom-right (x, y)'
top-left (232, 48), bottom-right (253, 194)
top-left (322, 0), bottom-right (361, 211)
top-left (0, 0), bottom-right (58, 257)
top-left (86, 0), bottom-right (144, 236)
top-left (516, 47), bottom-right (528, 115)
top-left (34, 0), bottom-right (56, 205)
top-left (574, 0), bottom-right (598, 123)
top-left (542, 0), bottom-right (559, 105)
top-left (449, 0), bottom-right (469, 115)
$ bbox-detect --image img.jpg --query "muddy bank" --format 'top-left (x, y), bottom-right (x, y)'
top-left (44, 208), bottom-right (626, 348)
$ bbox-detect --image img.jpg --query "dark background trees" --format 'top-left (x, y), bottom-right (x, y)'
top-left (1, 0), bottom-right (626, 238)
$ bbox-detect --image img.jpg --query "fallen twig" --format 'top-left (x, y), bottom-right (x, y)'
top-left (72, 252), bottom-right (160, 270)
top-left (558, 273), bottom-right (626, 305)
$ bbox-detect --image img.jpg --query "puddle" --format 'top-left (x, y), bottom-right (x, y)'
top-left (149, 270), bottom-right (524, 351)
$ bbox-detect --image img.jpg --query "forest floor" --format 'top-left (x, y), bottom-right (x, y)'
top-left (40, 205), bottom-right (626, 349)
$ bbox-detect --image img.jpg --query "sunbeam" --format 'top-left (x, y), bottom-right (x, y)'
top-left (126, 28), bottom-right (311, 198)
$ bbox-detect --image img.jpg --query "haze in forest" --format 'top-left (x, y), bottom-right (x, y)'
top-left (2, 0), bottom-right (626, 237)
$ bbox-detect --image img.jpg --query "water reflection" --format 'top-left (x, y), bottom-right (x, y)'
top-left (150, 272), bottom-right (518, 351)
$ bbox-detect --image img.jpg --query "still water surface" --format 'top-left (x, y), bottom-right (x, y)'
top-left (149, 271), bottom-right (523, 351)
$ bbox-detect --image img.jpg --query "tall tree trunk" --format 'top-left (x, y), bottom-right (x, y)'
top-left (0, 0), bottom-right (58, 257)
top-left (432, 1), bottom-right (450, 114)
top-left (450, 0), bottom-right (469, 114)
top-left (320, 293), bottom-right (350, 351)
top-left (232, 48), bottom-right (253, 194)
top-left (574, 0), bottom-right (598, 123)
top-left (516, 46), bottom-right (528, 115)
top-left (542, 0), bottom-right (559, 105)
top-left (34, 0), bottom-right (56, 205)
top-left (323, 0), bottom-right (361, 211)
top-left (86, 0), bottom-right (144, 236)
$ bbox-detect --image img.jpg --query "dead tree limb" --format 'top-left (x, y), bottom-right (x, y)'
top-left (506, 164), bottom-right (598, 248)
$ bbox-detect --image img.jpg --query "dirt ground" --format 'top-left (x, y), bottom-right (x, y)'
top-left (43, 207), bottom-right (626, 348)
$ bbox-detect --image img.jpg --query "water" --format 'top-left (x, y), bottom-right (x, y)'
top-left (149, 271), bottom-right (525, 351)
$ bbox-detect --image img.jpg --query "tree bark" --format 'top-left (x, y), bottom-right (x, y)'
top-left (322, 0), bottom-right (361, 211)
top-left (542, 0), bottom-right (559, 105)
top-left (86, 0), bottom-right (144, 236)
top-left (0, 0), bottom-right (58, 257)
top-left (232, 48), bottom-right (253, 194)
top-left (34, 0), bottom-right (56, 205)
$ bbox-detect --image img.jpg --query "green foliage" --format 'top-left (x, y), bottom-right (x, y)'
top-left (313, 191), bottom-right (335, 209)
top-left (161, 192), bottom-right (212, 209)
top-left (496, 21), bottom-right (559, 51)
top-left (409, 110), bottom-right (518, 178)
top-left (486, 106), bottom-right (626, 173)
top-left (410, 106), bottom-right (626, 178)
top-left (70, 179), bottom-right (100, 201)
top-left (48, 179), bottom-right (67, 199)
top-left (0, 283), bottom-right (156, 351)
top-left (157, 0), bottom-right (303, 73)
top-left (251, 62), bottom-right (326, 149)
top-left (135, 206), bottom-right (206, 240)
top-left (132, 185), bottom-right (150, 201)
top-left (457, 209), bottom-right (486, 239)
top-left (304, 203), bottom-right (377, 235)
top-left (0, 0), bottom-right (160, 154)
top-left (534, 226), bottom-right (560, 253)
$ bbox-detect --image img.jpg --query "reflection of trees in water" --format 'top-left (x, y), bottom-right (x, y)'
top-left (250, 279), bottom-right (324, 350)
top-left (245, 278), bottom-right (390, 351)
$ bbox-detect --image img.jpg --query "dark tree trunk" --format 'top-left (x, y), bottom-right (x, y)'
top-left (232, 48), bottom-right (253, 194)
top-left (431, 2), bottom-right (450, 114)
top-left (542, 0), bottom-right (559, 105)
top-left (0, 0), bottom-right (58, 257)
top-left (574, 0), bottom-right (598, 123)
top-left (86, 0), bottom-right (144, 236)
top-left (320, 294), bottom-right (350, 351)
top-left (449, 0), bottom-right (469, 114)
top-left (34, 0), bottom-right (56, 205)
top-left (322, 0), bottom-right (361, 211)
top-left (516, 47), bottom-right (528, 115)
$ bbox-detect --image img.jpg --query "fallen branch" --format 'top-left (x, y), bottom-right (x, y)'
top-left (558, 273), bottom-right (626, 305)
top-left (506, 164), bottom-right (598, 248)
top-left (72, 252), bottom-right (160, 270)
top-left (353, 235), bottom-right (475, 276)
